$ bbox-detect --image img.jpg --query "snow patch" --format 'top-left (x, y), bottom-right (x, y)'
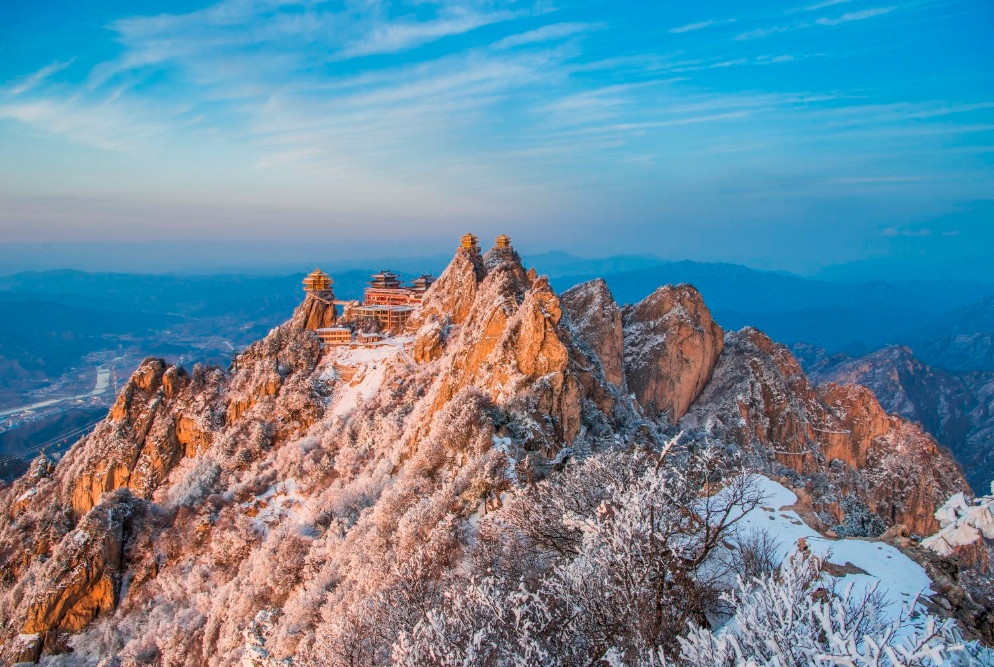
top-left (735, 476), bottom-right (933, 630)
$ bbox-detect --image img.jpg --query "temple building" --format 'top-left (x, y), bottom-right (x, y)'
top-left (409, 274), bottom-right (436, 298)
top-left (304, 236), bottom-right (461, 341)
top-left (295, 268), bottom-right (338, 330)
top-left (365, 270), bottom-right (412, 307)
top-left (460, 233), bottom-right (480, 255)
top-left (303, 268), bottom-right (334, 298)
top-left (357, 331), bottom-right (386, 344)
top-left (315, 327), bottom-right (353, 345)
top-left (351, 303), bottom-right (413, 330)
top-left (490, 234), bottom-right (516, 260)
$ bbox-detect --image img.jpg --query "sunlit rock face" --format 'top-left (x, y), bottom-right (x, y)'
top-left (802, 343), bottom-right (994, 495)
top-left (290, 293), bottom-right (338, 331)
top-left (561, 278), bottom-right (625, 389)
top-left (681, 327), bottom-right (969, 535)
top-left (622, 284), bottom-right (723, 423)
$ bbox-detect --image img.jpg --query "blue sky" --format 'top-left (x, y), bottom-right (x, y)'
top-left (0, 0), bottom-right (992, 272)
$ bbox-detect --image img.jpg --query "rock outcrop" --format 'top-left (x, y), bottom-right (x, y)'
top-left (561, 279), bottom-right (625, 388)
top-left (62, 359), bottom-right (214, 519)
top-left (7, 491), bottom-right (138, 664)
top-left (622, 284), bottom-right (723, 422)
top-left (803, 344), bottom-right (994, 494)
top-left (417, 248), bottom-right (590, 452)
top-left (0, 323), bottom-right (325, 662)
top-left (290, 292), bottom-right (337, 331)
top-left (411, 245), bottom-right (485, 328)
top-left (681, 328), bottom-right (970, 534)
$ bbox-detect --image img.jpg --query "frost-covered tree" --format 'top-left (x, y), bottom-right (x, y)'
top-left (393, 442), bottom-right (766, 666)
top-left (922, 485), bottom-right (994, 557)
top-left (657, 553), bottom-right (993, 667)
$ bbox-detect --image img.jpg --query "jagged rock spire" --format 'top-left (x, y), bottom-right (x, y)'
top-left (293, 267), bottom-right (337, 330)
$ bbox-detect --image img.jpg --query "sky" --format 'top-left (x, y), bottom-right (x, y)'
top-left (0, 0), bottom-right (992, 274)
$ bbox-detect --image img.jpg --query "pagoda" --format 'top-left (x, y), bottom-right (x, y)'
top-left (295, 268), bottom-right (338, 330)
top-left (367, 270), bottom-right (403, 290)
top-left (302, 268), bottom-right (334, 301)
top-left (460, 233), bottom-right (480, 253)
top-left (491, 234), bottom-right (516, 259)
top-left (410, 273), bottom-right (435, 294)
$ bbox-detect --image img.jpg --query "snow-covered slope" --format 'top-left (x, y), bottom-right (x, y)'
top-left (737, 476), bottom-right (932, 626)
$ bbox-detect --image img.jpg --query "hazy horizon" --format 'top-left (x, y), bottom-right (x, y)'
top-left (2, 238), bottom-right (994, 281)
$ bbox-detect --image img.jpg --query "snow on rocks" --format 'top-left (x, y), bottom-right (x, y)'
top-left (922, 485), bottom-right (994, 556)
top-left (735, 475), bottom-right (933, 629)
top-left (319, 337), bottom-right (409, 421)
top-left (242, 479), bottom-right (310, 533)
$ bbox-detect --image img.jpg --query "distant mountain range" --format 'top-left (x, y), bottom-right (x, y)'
top-left (4, 255), bottom-right (993, 415)
top-left (812, 254), bottom-right (994, 284)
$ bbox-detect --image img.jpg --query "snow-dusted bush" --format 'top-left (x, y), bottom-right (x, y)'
top-left (393, 442), bottom-right (766, 666)
top-left (163, 456), bottom-right (222, 507)
top-left (922, 485), bottom-right (994, 556)
top-left (730, 528), bottom-right (781, 583)
top-left (659, 553), bottom-right (989, 667)
top-left (833, 494), bottom-right (886, 539)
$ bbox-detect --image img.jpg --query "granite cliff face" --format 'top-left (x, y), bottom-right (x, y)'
top-left (290, 292), bottom-right (338, 331)
top-left (0, 245), bottom-right (977, 664)
top-left (677, 329), bottom-right (967, 535)
top-left (802, 344), bottom-right (994, 494)
top-left (0, 313), bottom-right (323, 662)
top-left (621, 285), bottom-right (723, 423)
top-left (560, 279), bottom-right (625, 388)
top-left (411, 245), bottom-right (595, 453)
top-left (559, 285), bottom-right (970, 536)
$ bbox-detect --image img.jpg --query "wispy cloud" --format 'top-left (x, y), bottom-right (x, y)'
top-left (570, 110), bottom-right (765, 135)
top-left (342, 10), bottom-right (519, 58)
top-left (698, 143), bottom-right (767, 155)
top-left (881, 225), bottom-right (932, 236)
top-left (789, 0), bottom-right (858, 13)
top-left (816, 6), bottom-right (897, 25)
top-left (0, 97), bottom-right (178, 152)
top-left (841, 176), bottom-right (931, 184)
top-left (734, 25), bottom-right (801, 40)
top-left (8, 59), bottom-right (76, 96)
top-left (759, 55), bottom-right (797, 63)
top-left (3, 0), bottom-right (991, 231)
top-left (494, 22), bottom-right (602, 49)
top-left (669, 18), bottom-right (737, 34)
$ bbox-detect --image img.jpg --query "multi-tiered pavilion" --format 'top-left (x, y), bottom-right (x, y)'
top-left (351, 269), bottom-right (435, 330)
top-left (308, 233), bottom-right (513, 346)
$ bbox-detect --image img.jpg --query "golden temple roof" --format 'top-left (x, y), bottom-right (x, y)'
top-left (303, 268), bottom-right (333, 293)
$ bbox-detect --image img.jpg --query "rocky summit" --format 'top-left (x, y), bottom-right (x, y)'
top-left (0, 240), bottom-right (988, 665)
